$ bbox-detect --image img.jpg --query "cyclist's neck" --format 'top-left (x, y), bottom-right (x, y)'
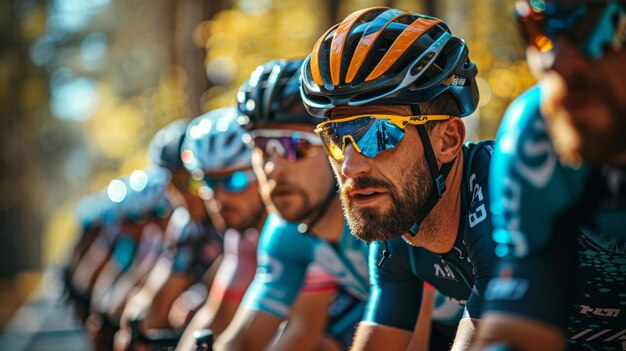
top-left (305, 196), bottom-right (344, 244)
top-left (403, 152), bottom-right (464, 254)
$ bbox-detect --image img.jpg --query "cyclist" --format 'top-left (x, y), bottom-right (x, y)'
top-left (173, 107), bottom-right (268, 351)
top-left (86, 167), bottom-right (173, 351)
top-left (473, 1), bottom-right (626, 350)
top-left (300, 7), bottom-right (496, 350)
top-left (65, 193), bottom-right (105, 321)
top-left (114, 119), bottom-right (222, 350)
top-left (214, 59), bottom-right (369, 351)
top-left (96, 167), bottom-right (174, 319)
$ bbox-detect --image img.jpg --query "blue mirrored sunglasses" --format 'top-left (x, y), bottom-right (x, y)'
top-left (204, 169), bottom-right (255, 193)
top-left (314, 114), bottom-right (450, 161)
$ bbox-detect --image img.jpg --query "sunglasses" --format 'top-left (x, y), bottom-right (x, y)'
top-left (251, 129), bottom-right (322, 162)
top-left (515, 0), bottom-right (626, 59)
top-left (315, 114), bottom-right (451, 161)
top-left (203, 169), bottom-right (256, 193)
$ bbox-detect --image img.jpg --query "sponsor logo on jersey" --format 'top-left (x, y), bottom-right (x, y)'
top-left (579, 305), bottom-right (621, 318)
top-left (468, 173), bottom-right (487, 228)
top-left (515, 118), bottom-right (557, 188)
top-left (433, 262), bottom-right (457, 281)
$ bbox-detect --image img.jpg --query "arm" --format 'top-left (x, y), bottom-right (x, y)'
top-left (176, 229), bottom-right (259, 351)
top-left (270, 290), bottom-right (335, 351)
top-left (215, 217), bottom-right (310, 351)
top-left (351, 323), bottom-right (413, 351)
top-left (214, 308), bottom-right (283, 351)
top-left (168, 257), bottom-right (222, 330)
top-left (472, 313), bottom-right (565, 351)
top-left (449, 140), bottom-right (498, 349)
top-left (199, 227), bottom-right (260, 335)
top-left (451, 318), bottom-right (478, 351)
top-left (474, 89), bottom-right (585, 350)
top-left (406, 283), bottom-right (435, 351)
top-left (353, 239), bottom-right (425, 351)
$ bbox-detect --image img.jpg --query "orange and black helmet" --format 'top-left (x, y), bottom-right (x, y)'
top-left (300, 7), bottom-right (479, 118)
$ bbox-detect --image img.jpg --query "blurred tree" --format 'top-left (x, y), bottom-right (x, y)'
top-left (0, 0), bottom-right (48, 279)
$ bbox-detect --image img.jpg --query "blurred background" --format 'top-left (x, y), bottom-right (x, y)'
top-left (0, 0), bottom-right (534, 334)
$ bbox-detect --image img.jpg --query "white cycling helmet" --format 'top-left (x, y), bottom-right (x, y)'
top-left (104, 167), bottom-right (172, 223)
top-left (182, 107), bottom-right (252, 176)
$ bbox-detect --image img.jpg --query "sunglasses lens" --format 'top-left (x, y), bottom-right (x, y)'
top-left (255, 135), bottom-right (315, 162)
top-left (319, 117), bottom-right (406, 160)
top-left (226, 171), bottom-right (251, 192)
top-left (204, 171), bottom-right (252, 193)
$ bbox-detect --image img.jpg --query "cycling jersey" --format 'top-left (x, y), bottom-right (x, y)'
top-left (209, 228), bottom-right (259, 303)
top-left (364, 141), bottom-right (496, 333)
top-left (166, 207), bottom-right (222, 281)
top-left (241, 213), bottom-right (370, 319)
top-left (484, 86), bottom-right (626, 350)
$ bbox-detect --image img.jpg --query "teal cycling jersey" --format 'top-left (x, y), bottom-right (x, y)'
top-left (484, 86), bottom-right (626, 350)
top-left (364, 141), bottom-right (496, 332)
top-left (241, 213), bottom-right (369, 319)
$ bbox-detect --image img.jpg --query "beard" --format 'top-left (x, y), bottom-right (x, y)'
top-left (269, 183), bottom-right (313, 222)
top-left (229, 203), bottom-right (265, 232)
top-left (339, 156), bottom-right (433, 243)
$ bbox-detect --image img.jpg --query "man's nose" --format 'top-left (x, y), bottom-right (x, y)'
top-left (341, 142), bottom-right (371, 179)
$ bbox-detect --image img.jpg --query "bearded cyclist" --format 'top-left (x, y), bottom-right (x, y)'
top-left (214, 59), bottom-right (369, 351)
top-left (300, 7), bottom-right (497, 350)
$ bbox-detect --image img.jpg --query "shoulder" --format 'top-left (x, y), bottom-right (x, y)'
top-left (498, 85), bottom-right (543, 142)
top-left (463, 140), bottom-right (495, 184)
top-left (492, 86), bottom-right (559, 187)
top-left (369, 237), bottom-right (420, 280)
top-left (260, 214), bottom-right (300, 243)
top-left (258, 213), bottom-right (312, 260)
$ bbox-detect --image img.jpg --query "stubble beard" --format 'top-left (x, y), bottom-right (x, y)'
top-left (270, 186), bottom-right (312, 223)
top-left (339, 157), bottom-right (433, 243)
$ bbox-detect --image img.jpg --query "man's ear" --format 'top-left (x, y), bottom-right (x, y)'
top-left (433, 117), bottom-right (465, 163)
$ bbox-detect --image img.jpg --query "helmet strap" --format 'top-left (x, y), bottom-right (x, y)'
top-left (408, 124), bottom-right (455, 236)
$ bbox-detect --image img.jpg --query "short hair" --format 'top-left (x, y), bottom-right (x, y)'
top-left (413, 92), bottom-right (462, 132)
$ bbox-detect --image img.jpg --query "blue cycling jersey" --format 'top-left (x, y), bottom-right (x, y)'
top-left (484, 86), bottom-right (626, 350)
top-left (241, 213), bottom-right (369, 319)
top-left (364, 141), bottom-right (496, 332)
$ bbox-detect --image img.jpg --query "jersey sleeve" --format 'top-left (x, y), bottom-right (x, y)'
top-left (362, 238), bottom-right (424, 331)
top-left (300, 263), bottom-right (338, 294)
top-left (463, 141), bottom-right (497, 319)
top-left (240, 214), bottom-right (314, 319)
top-left (484, 86), bottom-right (590, 328)
top-left (209, 229), bottom-right (258, 303)
top-left (489, 86), bottom-right (588, 259)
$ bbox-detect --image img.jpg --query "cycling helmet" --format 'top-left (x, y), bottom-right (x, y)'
top-left (182, 107), bottom-right (252, 176)
top-left (148, 119), bottom-right (189, 170)
top-left (121, 167), bottom-right (172, 222)
top-left (74, 194), bottom-right (102, 229)
top-left (237, 59), bottom-right (316, 130)
top-left (100, 184), bottom-right (125, 226)
top-left (300, 7), bottom-right (479, 118)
